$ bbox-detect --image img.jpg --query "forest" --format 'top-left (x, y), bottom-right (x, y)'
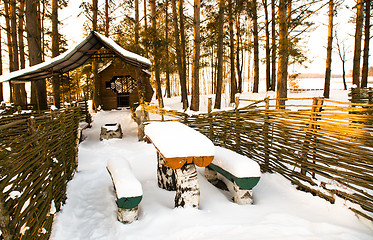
top-left (0, 0), bottom-right (371, 111)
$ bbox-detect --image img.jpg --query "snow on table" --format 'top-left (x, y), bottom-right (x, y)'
top-left (145, 121), bottom-right (215, 169)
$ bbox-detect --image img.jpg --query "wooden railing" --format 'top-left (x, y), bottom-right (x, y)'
top-left (142, 97), bottom-right (373, 222)
top-left (0, 107), bottom-right (80, 240)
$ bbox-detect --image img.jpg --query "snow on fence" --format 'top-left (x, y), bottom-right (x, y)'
top-left (141, 97), bottom-right (373, 222)
top-left (0, 107), bottom-right (81, 240)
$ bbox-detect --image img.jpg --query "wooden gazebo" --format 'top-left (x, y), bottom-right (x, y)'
top-left (0, 31), bottom-right (154, 110)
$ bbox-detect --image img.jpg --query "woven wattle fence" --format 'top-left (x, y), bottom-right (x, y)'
top-left (0, 107), bottom-right (80, 240)
top-left (142, 97), bottom-right (373, 221)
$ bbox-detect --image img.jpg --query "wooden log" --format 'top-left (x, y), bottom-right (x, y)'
top-left (157, 152), bottom-right (176, 191)
top-left (232, 183), bottom-right (253, 205)
top-left (205, 166), bottom-right (219, 185)
top-left (174, 163), bottom-right (200, 208)
top-left (117, 206), bottom-right (139, 224)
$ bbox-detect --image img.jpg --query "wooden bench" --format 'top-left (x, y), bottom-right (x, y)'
top-left (205, 146), bottom-right (261, 204)
top-left (106, 158), bottom-right (142, 223)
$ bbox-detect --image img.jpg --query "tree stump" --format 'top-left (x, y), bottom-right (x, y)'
top-left (174, 163), bottom-right (200, 208)
top-left (117, 206), bottom-right (139, 224)
top-left (232, 183), bottom-right (253, 205)
top-left (157, 152), bottom-right (176, 191)
top-left (100, 123), bottom-right (123, 140)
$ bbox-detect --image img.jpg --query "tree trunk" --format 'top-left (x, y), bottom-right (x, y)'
top-left (352, 0), bottom-right (364, 87)
top-left (144, 0), bottom-right (148, 58)
top-left (52, 0), bottom-right (60, 108)
top-left (323, 0), bottom-right (333, 99)
top-left (271, 0), bottom-right (277, 91)
top-left (361, 0), bottom-right (370, 88)
top-left (263, 0), bottom-right (271, 91)
top-left (26, 0), bottom-right (47, 110)
top-left (228, 0), bottom-right (236, 104)
top-left (214, 0), bottom-right (224, 109)
top-left (276, 0), bottom-right (289, 108)
top-left (150, 0), bottom-right (164, 108)
top-left (17, 0), bottom-right (27, 106)
top-left (135, 0), bottom-right (139, 45)
top-left (235, 7), bottom-right (243, 93)
top-left (105, 0), bottom-right (109, 37)
top-left (165, 0), bottom-right (171, 98)
top-left (191, 0), bottom-right (201, 111)
top-left (19, 0), bottom-right (26, 70)
top-left (11, 0), bottom-right (26, 107)
top-left (252, 0), bottom-right (260, 93)
top-left (92, 0), bottom-right (98, 31)
top-left (171, 0), bottom-right (188, 109)
top-left (10, 0), bottom-right (18, 70)
top-left (0, 25), bottom-right (2, 102)
top-left (179, 0), bottom-right (188, 110)
top-left (4, 0), bottom-right (13, 102)
top-left (92, 0), bottom-right (99, 110)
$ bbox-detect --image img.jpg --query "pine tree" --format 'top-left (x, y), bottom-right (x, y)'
top-left (214, 0), bottom-right (224, 109)
top-left (191, 0), bottom-right (201, 111)
top-left (361, 0), bottom-right (371, 88)
top-left (26, 0), bottom-right (48, 110)
top-left (276, 0), bottom-right (289, 108)
top-left (323, 0), bottom-right (334, 98)
top-left (52, 0), bottom-right (60, 108)
top-left (352, 0), bottom-right (364, 87)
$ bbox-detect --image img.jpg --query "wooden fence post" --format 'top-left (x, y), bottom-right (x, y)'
top-left (207, 98), bottom-right (213, 141)
top-left (300, 97), bottom-right (323, 176)
top-left (235, 97), bottom-right (241, 153)
top-left (263, 97), bottom-right (270, 172)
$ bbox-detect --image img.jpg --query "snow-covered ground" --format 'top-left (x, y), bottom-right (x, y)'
top-left (51, 105), bottom-right (373, 240)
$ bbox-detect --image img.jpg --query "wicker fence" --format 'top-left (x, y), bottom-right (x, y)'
top-left (142, 97), bottom-right (373, 221)
top-left (0, 107), bottom-right (81, 240)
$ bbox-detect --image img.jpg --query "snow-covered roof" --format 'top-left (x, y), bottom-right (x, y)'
top-left (0, 31), bottom-right (151, 83)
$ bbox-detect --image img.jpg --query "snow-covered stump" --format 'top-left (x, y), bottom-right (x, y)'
top-left (157, 152), bottom-right (176, 191)
top-left (205, 146), bottom-right (261, 205)
top-left (100, 123), bottom-right (123, 141)
top-left (106, 158), bottom-right (143, 224)
top-left (174, 163), bottom-right (200, 208)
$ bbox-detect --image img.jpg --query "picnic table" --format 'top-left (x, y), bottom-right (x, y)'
top-left (145, 121), bottom-right (215, 208)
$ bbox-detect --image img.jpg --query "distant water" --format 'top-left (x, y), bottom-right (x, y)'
top-left (296, 76), bottom-right (373, 90)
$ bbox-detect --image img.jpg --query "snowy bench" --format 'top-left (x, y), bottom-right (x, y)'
top-left (106, 158), bottom-right (143, 223)
top-left (205, 146), bottom-right (261, 204)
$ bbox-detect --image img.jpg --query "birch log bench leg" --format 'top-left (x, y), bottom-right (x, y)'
top-left (205, 146), bottom-right (261, 204)
top-left (107, 158), bottom-right (143, 223)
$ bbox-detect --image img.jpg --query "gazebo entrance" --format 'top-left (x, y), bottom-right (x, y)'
top-left (109, 75), bottom-right (137, 107)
